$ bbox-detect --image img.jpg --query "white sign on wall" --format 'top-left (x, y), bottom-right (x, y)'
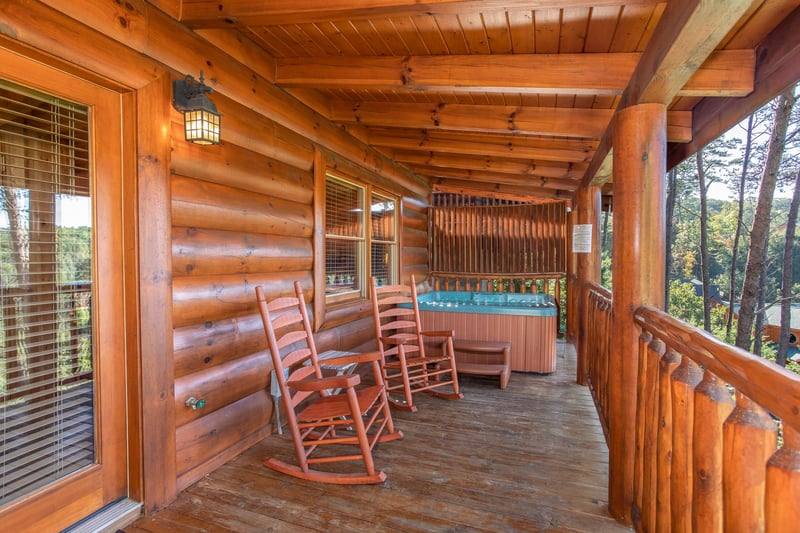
top-left (572, 224), bottom-right (593, 253)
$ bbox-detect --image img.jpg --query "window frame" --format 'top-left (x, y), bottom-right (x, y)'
top-left (323, 171), bottom-right (398, 305)
top-left (369, 190), bottom-right (399, 289)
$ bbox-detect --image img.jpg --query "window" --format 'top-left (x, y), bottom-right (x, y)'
top-left (1, 79), bottom-right (95, 505)
top-left (370, 192), bottom-right (397, 287)
top-left (325, 174), bottom-right (397, 301)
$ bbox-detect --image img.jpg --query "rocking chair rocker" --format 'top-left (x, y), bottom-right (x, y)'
top-left (256, 282), bottom-right (403, 484)
top-left (370, 275), bottom-right (463, 411)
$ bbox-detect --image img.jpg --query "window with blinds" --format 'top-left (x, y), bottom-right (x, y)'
top-left (325, 175), bottom-right (398, 299)
top-left (325, 176), bottom-right (364, 297)
top-left (370, 193), bottom-right (397, 287)
top-left (0, 79), bottom-right (95, 507)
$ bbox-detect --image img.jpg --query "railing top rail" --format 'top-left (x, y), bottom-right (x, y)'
top-left (431, 272), bottom-right (565, 279)
top-left (634, 304), bottom-right (800, 431)
top-left (585, 281), bottom-right (611, 300)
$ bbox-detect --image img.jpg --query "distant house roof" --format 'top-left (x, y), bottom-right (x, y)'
top-left (732, 302), bottom-right (799, 330)
top-left (762, 303), bottom-right (800, 329)
top-left (681, 279), bottom-right (722, 301)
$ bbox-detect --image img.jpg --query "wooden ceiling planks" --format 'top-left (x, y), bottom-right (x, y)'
top-left (177, 0), bottom-right (797, 203)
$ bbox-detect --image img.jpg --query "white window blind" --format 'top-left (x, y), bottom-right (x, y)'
top-left (0, 79), bottom-right (95, 507)
top-left (325, 177), bottom-right (364, 296)
top-left (370, 193), bottom-right (397, 287)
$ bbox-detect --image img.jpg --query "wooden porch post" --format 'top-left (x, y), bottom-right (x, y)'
top-left (575, 185), bottom-right (601, 385)
top-left (567, 206), bottom-right (577, 345)
top-left (608, 103), bottom-right (666, 522)
top-left (137, 74), bottom-right (177, 511)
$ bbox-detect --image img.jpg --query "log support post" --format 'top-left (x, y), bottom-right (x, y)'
top-left (575, 185), bottom-right (601, 385)
top-left (137, 74), bottom-right (177, 511)
top-left (608, 103), bottom-right (666, 523)
top-left (566, 207), bottom-right (576, 344)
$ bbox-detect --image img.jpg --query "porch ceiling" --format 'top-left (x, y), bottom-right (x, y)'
top-left (179, 0), bottom-right (800, 203)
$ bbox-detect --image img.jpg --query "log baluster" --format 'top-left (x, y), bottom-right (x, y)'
top-left (723, 394), bottom-right (777, 532)
top-left (692, 371), bottom-right (735, 532)
top-left (633, 331), bottom-right (653, 523)
top-left (765, 425), bottom-right (800, 529)
top-left (640, 338), bottom-right (666, 532)
top-left (655, 350), bottom-right (680, 531)
top-left (670, 356), bottom-right (702, 531)
top-left (601, 295), bottom-right (612, 423)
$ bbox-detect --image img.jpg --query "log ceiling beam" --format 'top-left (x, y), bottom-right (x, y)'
top-left (391, 150), bottom-right (587, 180)
top-left (415, 166), bottom-right (580, 190)
top-left (580, 0), bottom-right (761, 191)
top-left (368, 129), bottom-right (597, 164)
top-left (331, 101), bottom-right (693, 142)
top-left (668, 5), bottom-right (800, 168)
top-left (180, 0), bottom-right (661, 27)
top-left (275, 51), bottom-right (754, 97)
top-left (432, 179), bottom-right (572, 203)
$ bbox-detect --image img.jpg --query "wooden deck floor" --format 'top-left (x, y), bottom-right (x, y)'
top-left (127, 342), bottom-right (631, 532)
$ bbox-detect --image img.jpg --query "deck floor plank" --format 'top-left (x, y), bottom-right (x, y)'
top-left (127, 343), bottom-right (631, 532)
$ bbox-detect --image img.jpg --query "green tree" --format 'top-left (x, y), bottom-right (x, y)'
top-left (736, 88), bottom-right (797, 352)
top-left (668, 280), bottom-right (704, 328)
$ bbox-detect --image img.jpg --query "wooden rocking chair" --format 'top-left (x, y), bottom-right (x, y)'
top-left (255, 282), bottom-right (403, 484)
top-left (370, 275), bottom-right (463, 411)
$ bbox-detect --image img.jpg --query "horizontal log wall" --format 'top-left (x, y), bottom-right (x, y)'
top-left (169, 113), bottom-right (429, 490)
top-left (169, 103), bottom-right (315, 490)
top-left (403, 196), bottom-right (430, 285)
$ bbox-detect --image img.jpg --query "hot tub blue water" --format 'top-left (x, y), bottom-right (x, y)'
top-left (407, 291), bottom-right (557, 316)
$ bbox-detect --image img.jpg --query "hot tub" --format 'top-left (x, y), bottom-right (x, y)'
top-left (410, 291), bottom-right (558, 373)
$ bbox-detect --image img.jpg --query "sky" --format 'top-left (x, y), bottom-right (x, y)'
top-left (0, 193), bottom-right (91, 229)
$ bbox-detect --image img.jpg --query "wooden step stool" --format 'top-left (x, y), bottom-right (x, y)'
top-left (448, 338), bottom-right (511, 390)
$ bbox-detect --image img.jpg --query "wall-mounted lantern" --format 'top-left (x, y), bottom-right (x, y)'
top-left (172, 71), bottom-right (221, 145)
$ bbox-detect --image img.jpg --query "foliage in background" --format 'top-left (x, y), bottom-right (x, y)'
top-left (599, 89), bottom-right (800, 373)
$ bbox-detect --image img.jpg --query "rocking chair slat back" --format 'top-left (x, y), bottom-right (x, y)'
top-left (370, 275), bottom-right (463, 412)
top-left (256, 282), bottom-right (403, 484)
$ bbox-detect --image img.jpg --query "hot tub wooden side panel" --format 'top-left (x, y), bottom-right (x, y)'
top-left (418, 310), bottom-right (557, 373)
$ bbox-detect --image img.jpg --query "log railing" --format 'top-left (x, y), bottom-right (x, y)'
top-left (631, 306), bottom-right (800, 531)
top-left (584, 282), bottom-right (612, 442)
top-left (430, 272), bottom-right (562, 296)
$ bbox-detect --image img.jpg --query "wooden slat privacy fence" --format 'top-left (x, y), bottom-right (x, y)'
top-left (429, 195), bottom-right (567, 275)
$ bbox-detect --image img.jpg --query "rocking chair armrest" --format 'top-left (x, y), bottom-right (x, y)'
top-left (380, 336), bottom-right (413, 346)
top-left (287, 373), bottom-right (361, 392)
top-left (319, 351), bottom-right (381, 367)
top-left (421, 330), bottom-right (455, 338)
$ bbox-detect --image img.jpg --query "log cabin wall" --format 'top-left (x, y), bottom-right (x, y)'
top-left (0, 0), bottom-right (430, 510)
top-left (402, 196), bottom-right (430, 284)
top-left (169, 93), bottom-right (316, 491)
top-left (167, 77), bottom-right (430, 492)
